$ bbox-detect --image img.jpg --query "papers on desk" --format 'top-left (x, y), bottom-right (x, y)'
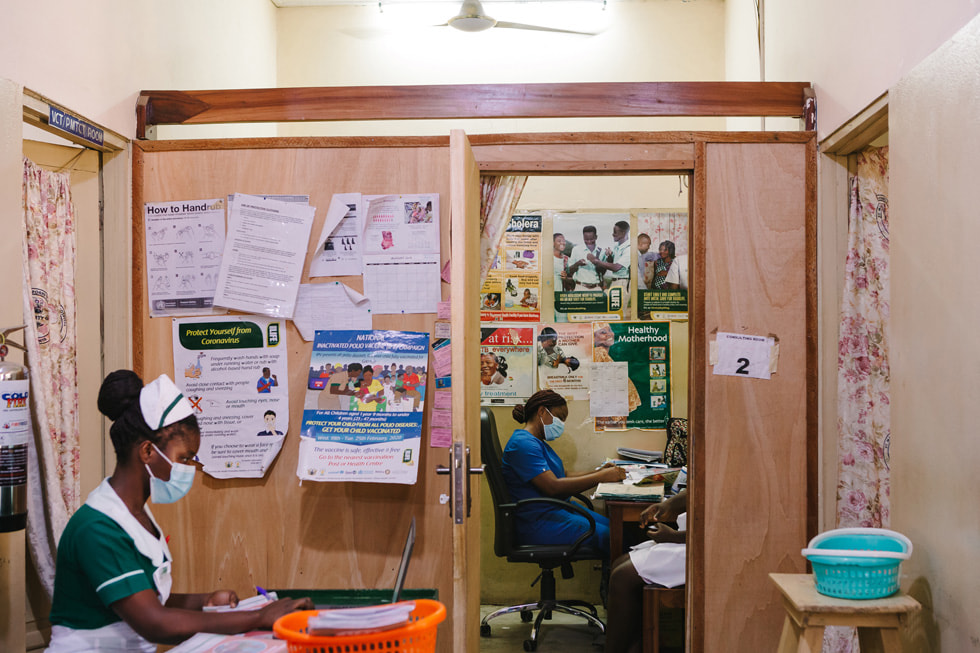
top-left (594, 482), bottom-right (665, 501)
top-left (168, 631), bottom-right (286, 652)
top-left (616, 447), bottom-right (663, 463)
top-left (307, 602), bottom-right (415, 635)
top-left (202, 591), bottom-right (278, 612)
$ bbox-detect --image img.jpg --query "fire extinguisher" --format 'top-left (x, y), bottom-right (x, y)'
top-left (0, 335), bottom-right (29, 533)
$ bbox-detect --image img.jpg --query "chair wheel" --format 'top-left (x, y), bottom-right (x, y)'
top-left (520, 609), bottom-right (533, 623)
top-left (480, 624), bottom-right (491, 637)
top-left (523, 639), bottom-right (537, 651)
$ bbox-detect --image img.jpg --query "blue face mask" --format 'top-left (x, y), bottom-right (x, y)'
top-left (543, 408), bottom-right (565, 441)
top-left (146, 443), bottom-right (195, 504)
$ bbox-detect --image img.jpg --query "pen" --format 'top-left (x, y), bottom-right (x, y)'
top-left (256, 586), bottom-right (270, 600)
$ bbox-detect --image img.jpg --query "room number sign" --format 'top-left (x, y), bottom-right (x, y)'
top-left (713, 332), bottom-right (774, 380)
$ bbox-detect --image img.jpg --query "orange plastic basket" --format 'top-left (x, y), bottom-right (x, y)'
top-left (273, 599), bottom-right (446, 653)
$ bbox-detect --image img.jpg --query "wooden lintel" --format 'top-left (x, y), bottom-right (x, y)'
top-left (136, 82), bottom-right (812, 138)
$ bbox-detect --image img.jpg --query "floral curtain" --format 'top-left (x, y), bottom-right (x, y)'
top-left (479, 175), bottom-right (527, 284)
top-left (22, 156), bottom-right (80, 595)
top-left (826, 145), bottom-right (890, 653)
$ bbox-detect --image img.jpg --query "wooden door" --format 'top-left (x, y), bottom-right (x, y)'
top-left (133, 139), bottom-right (459, 653)
top-left (448, 130), bottom-right (483, 652)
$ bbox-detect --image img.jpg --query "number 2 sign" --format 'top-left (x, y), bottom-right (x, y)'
top-left (712, 332), bottom-right (774, 380)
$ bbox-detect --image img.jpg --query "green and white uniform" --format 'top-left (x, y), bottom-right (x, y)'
top-left (46, 478), bottom-right (173, 652)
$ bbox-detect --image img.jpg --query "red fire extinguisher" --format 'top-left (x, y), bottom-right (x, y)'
top-left (0, 334), bottom-right (29, 533)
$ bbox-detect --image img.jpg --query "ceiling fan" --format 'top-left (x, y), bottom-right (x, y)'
top-left (441, 0), bottom-right (600, 35)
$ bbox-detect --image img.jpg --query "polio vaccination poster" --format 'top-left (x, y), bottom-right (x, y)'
top-left (298, 330), bottom-right (429, 484)
top-left (592, 321), bottom-right (671, 431)
top-left (172, 316), bottom-right (288, 479)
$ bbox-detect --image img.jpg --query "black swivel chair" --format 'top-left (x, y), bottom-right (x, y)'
top-left (479, 409), bottom-right (605, 651)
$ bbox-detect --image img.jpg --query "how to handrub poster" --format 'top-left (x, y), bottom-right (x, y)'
top-left (592, 321), bottom-right (670, 430)
top-left (298, 330), bottom-right (429, 484)
top-left (172, 316), bottom-right (288, 479)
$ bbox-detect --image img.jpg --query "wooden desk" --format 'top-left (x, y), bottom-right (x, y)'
top-left (605, 498), bottom-right (659, 560)
top-left (769, 573), bottom-right (920, 653)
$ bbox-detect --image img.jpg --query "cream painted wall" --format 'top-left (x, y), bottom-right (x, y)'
top-left (275, 0), bottom-right (727, 137)
top-left (0, 0), bottom-right (279, 138)
top-left (890, 13), bottom-right (980, 650)
top-left (762, 0), bottom-right (980, 139)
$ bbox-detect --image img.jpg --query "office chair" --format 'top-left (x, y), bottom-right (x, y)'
top-left (480, 409), bottom-right (605, 652)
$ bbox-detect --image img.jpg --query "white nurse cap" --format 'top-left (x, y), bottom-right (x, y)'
top-left (140, 374), bottom-right (194, 430)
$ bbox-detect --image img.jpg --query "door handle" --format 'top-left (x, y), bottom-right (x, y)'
top-left (436, 443), bottom-right (484, 523)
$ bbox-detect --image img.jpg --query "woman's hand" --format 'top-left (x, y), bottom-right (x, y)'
top-left (639, 489), bottom-right (687, 527)
top-left (204, 590), bottom-right (239, 609)
top-left (255, 597), bottom-right (315, 629)
top-left (599, 465), bottom-right (627, 483)
top-left (645, 522), bottom-right (684, 544)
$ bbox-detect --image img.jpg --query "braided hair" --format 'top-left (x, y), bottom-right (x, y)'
top-left (97, 370), bottom-right (199, 464)
top-left (512, 389), bottom-right (566, 424)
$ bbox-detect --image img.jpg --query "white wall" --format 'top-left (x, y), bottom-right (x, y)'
top-left (890, 13), bottom-right (980, 649)
top-left (763, 0), bottom-right (980, 139)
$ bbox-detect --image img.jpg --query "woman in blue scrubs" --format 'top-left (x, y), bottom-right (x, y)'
top-left (501, 389), bottom-right (626, 555)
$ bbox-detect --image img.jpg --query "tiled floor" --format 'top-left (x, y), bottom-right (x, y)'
top-left (479, 604), bottom-right (607, 652)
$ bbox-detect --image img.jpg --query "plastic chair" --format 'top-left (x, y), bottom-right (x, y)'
top-left (479, 409), bottom-right (605, 651)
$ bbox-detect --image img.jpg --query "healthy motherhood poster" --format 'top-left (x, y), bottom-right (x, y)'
top-left (592, 321), bottom-right (670, 430)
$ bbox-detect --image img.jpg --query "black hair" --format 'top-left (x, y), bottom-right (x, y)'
top-left (512, 389), bottom-right (566, 424)
top-left (538, 327), bottom-right (557, 342)
top-left (347, 362), bottom-right (363, 373)
top-left (659, 240), bottom-right (676, 258)
top-left (615, 220), bottom-right (630, 233)
top-left (638, 232), bottom-right (651, 241)
top-left (98, 370), bottom-right (199, 465)
top-left (264, 410), bottom-right (276, 418)
top-left (583, 225), bottom-right (597, 236)
top-left (553, 232), bottom-right (564, 240)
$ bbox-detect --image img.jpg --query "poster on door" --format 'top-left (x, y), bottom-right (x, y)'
top-left (297, 330), bottom-right (429, 484)
top-left (636, 211), bottom-right (689, 320)
top-left (552, 213), bottom-right (630, 322)
top-left (172, 316), bottom-right (288, 479)
top-left (592, 321), bottom-right (670, 430)
top-left (480, 215), bottom-right (543, 322)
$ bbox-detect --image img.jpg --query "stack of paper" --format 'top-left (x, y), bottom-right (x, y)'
top-left (168, 631), bottom-right (286, 653)
top-left (307, 602), bottom-right (415, 636)
top-left (616, 447), bottom-right (663, 463)
top-left (593, 482), bottom-right (665, 501)
top-left (202, 592), bottom-right (278, 612)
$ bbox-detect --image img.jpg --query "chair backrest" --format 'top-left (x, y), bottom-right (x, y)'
top-left (480, 408), bottom-right (519, 558)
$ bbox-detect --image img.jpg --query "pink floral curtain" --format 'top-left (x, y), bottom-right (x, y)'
top-left (826, 145), bottom-right (889, 653)
top-left (479, 175), bottom-right (527, 284)
top-left (22, 157), bottom-right (80, 594)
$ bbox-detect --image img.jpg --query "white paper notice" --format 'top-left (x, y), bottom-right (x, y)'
top-left (213, 194), bottom-right (316, 319)
top-left (309, 193), bottom-right (362, 278)
top-left (172, 316), bottom-right (288, 479)
top-left (361, 194), bottom-right (441, 314)
top-left (589, 362), bottom-right (630, 417)
top-left (144, 198), bottom-right (226, 317)
top-left (713, 332), bottom-right (774, 379)
top-left (292, 282), bottom-right (373, 341)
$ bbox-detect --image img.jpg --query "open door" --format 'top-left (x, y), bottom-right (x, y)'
top-left (448, 130), bottom-right (483, 652)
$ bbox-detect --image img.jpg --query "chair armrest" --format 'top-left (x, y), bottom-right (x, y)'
top-left (511, 496), bottom-right (598, 554)
top-left (570, 493), bottom-right (594, 511)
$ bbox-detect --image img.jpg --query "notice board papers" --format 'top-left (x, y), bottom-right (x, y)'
top-left (214, 193), bottom-right (316, 318)
top-left (361, 194), bottom-right (441, 314)
top-left (310, 193), bottom-right (362, 278)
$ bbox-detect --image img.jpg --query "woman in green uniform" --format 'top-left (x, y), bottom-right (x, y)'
top-left (46, 370), bottom-right (312, 652)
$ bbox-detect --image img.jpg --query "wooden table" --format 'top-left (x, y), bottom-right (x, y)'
top-left (605, 498), bottom-right (659, 560)
top-left (769, 573), bottom-right (920, 653)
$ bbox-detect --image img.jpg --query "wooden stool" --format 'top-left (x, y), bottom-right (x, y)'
top-left (769, 573), bottom-right (920, 653)
top-left (642, 585), bottom-right (685, 653)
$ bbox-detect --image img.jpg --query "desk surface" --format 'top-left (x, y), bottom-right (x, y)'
top-left (605, 497), bottom-right (660, 560)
